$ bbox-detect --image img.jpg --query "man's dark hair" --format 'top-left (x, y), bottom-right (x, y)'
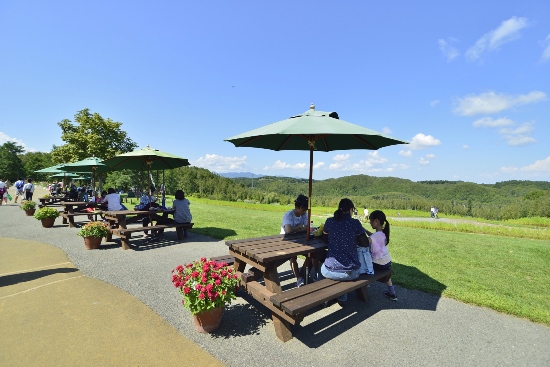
top-left (294, 194), bottom-right (308, 209)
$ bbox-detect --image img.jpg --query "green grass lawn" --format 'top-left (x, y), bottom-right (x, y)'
top-left (182, 197), bottom-right (550, 326)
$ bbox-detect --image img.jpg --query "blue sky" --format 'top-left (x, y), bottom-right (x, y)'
top-left (1, 1), bottom-right (549, 184)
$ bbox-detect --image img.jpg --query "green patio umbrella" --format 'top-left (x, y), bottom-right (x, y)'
top-left (35, 164), bottom-right (68, 174)
top-left (49, 172), bottom-right (82, 179)
top-left (60, 157), bottom-right (111, 193)
top-left (225, 104), bottom-right (409, 238)
top-left (102, 146), bottom-right (190, 207)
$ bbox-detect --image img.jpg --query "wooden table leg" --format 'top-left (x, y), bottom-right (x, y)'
top-left (117, 215), bottom-right (131, 250)
top-left (264, 265), bottom-right (293, 342)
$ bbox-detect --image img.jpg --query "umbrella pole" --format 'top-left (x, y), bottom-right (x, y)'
top-left (147, 162), bottom-right (152, 209)
top-left (307, 145), bottom-right (313, 241)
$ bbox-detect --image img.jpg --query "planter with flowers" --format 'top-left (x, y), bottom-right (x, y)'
top-left (77, 221), bottom-right (110, 250)
top-left (172, 258), bottom-right (240, 333)
top-left (33, 206), bottom-right (60, 228)
top-left (20, 200), bottom-right (37, 216)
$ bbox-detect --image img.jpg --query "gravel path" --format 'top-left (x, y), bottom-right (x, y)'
top-left (2, 189), bottom-right (549, 367)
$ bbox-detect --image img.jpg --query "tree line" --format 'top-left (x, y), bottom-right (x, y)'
top-left (2, 108), bottom-right (548, 221)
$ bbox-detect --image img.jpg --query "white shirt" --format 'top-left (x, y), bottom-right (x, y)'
top-left (105, 193), bottom-right (122, 211)
top-left (23, 183), bottom-right (35, 192)
top-left (280, 209), bottom-right (308, 234)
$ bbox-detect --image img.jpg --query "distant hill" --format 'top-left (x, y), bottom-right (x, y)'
top-left (218, 172), bottom-right (265, 178)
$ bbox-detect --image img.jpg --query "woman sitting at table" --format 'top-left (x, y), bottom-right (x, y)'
top-left (134, 186), bottom-right (157, 211)
top-left (321, 198), bottom-right (369, 307)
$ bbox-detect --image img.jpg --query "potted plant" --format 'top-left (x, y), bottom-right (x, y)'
top-left (77, 221), bottom-right (110, 250)
top-left (20, 200), bottom-right (37, 216)
top-left (33, 206), bottom-right (60, 228)
top-left (171, 258), bottom-right (240, 333)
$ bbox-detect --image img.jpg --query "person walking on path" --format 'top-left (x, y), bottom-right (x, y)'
top-left (23, 179), bottom-right (35, 201)
top-left (14, 177), bottom-right (25, 203)
top-left (0, 178), bottom-right (6, 206)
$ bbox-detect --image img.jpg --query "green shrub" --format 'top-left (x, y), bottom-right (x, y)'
top-left (20, 200), bottom-right (37, 210)
top-left (33, 207), bottom-right (60, 220)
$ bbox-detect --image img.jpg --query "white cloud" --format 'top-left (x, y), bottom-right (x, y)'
top-left (541, 34), bottom-right (550, 62)
top-left (462, 145), bottom-right (469, 149)
top-left (195, 154), bottom-right (247, 171)
top-left (399, 150), bottom-right (412, 157)
top-left (499, 122), bottom-right (536, 146)
top-left (453, 91), bottom-right (546, 116)
top-left (333, 154), bottom-right (350, 161)
top-left (329, 162), bottom-right (342, 170)
top-left (426, 153), bottom-right (436, 159)
top-left (418, 157), bottom-right (430, 165)
top-left (313, 161), bottom-right (325, 169)
top-left (438, 38), bottom-right (460, 61)
top-left (366, 151), bottom-right (387, 164)
top-left (500, 156), bottom-right (550, 174)
top-left (430, 100), bottom-right (440, 107)
top-left (409, 133), bottom-right (442, 150)
top-left (0, 132), bottom-right (31, 152)
top-left (381, 127), bottom-right (392, 135)
top-left (466, 16), bottom-right (529, 60)
top-left (472, 117), bottom-right (515, 128)
top-left (264, 160), bottom-right (307, 171)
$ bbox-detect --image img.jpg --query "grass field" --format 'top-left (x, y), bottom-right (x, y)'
top-left (123, 195), bottom-right (550, 325)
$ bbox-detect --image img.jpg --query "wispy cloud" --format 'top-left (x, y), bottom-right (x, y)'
top-left (454, 91), bottom-right (547, 116)
top-left (264, 160), bottom-right (307, 171)
top-left (541, 34), bottom-right (550, 62)
top-left (426, 153), bottom-right (436, 159)
top-left (430, 100), bottom-right (440, 107)
top-left (438, 38), bottom-right (460, 61)
top-left (501, 156), bottom-right (550, 174)
top-left (195, 153), bottom-right (247, 171)
top-left (418, 157), bottom-right (430, 165)
top-left (399, 150), bottom-right (412, 157)
top-left (0, 132), bottom-right (32, 152)
top-left (381, 127), bottom-right (392, 135)
top-left (472, 117), bottom-right (514, 128)
top-left (499, 122), bottom-right (536, 146)
top-left (408, 133), bottom-right (442, 150)
top-left (333, 154), bottom-right (350, 161)
top-left (466, 16), bottom-right (529, 60)
top-left (463, 145), bottom-right (469, 149)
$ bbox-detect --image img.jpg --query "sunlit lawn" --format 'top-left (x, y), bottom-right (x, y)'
top-left (180, 197), bottom-right (550, 326)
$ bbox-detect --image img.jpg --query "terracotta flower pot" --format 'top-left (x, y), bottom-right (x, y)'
top-left (83, 236), bottom-right (103, 250)
top-left (192, 306), bottom-right (224, 333)
top-left (24, 209), bottom-right (36, 216)
top-left (41, 218), bottom-right (56, 228)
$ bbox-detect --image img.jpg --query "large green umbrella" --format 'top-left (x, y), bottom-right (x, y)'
top-left (35, 164), bottom-right (68, 174)
top-left (102, 146), bottom-right (190, 206)
top-left (60, 157), bottom-right (111, 192)
top-left (49, 172), bottom-right (82, 179)
top-left (225, 104), bottom-right (408, 238)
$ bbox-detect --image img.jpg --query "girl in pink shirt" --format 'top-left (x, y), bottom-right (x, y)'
top-left (367, 210), bottom-right (397, 301)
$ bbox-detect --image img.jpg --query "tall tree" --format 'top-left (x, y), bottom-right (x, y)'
top-left (51, 108), bottom-right (137, 162)
top-left (20, 151), bottom-right (55, 181)
top-left (0, 142), bottom-right (25, 181)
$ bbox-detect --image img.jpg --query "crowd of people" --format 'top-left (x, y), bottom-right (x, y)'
top-left (281, 194), bottom-right (397, 306)
top-left (0, 177), bottom-right (36, 205)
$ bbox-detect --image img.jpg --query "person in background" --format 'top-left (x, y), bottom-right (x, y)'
top-left (321, 198), bottom-right (369, 306)
top-left (147, 189), bottom-right (193, 239)
top-left (134, 186), bottom-right (157, 210)
top-left (367, 210), bottom-right (397, 301)
top-left (363, 207), bottom-right (369, 222)
top-left (281, 194), bottom-right (310, 287)
top-left (0, 178), bottom-right (6, 206)
top-left (14, 177), bottom-right (25, 203)
top-left (23, 179), bottom-right (35, 201)
top-left (104, 188), bottom-right (123, 211)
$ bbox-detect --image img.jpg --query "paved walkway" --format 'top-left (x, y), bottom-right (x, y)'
top-left (1, 188), bottom-right (549, 366)
top-left (0, 237), bottom-right (225, 367)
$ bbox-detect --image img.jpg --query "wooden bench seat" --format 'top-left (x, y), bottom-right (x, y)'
top-left (115, 223), bottom-right (194, 248)
top-left (270, 269), bottom-right (393, 317)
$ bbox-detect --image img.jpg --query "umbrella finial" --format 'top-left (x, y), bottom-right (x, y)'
top-left (310, 103), bottom-right (315, 110)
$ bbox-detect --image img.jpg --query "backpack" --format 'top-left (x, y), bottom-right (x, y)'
top-left (15, 181), bottom-right (24, 189)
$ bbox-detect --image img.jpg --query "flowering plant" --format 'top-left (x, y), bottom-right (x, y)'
top-left (77, 221), bottom-right (110, 238)
top-left (20, 200), bottom-right (37, 210)
top-left (172, 258), bottom-right (240, 315)
top-left (42, 194), bottom-right (52, 199)
top-left (33, 206), bottom-right (60, 220)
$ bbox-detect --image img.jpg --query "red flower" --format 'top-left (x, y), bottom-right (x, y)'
top-left (183, 287), bottom-right (191, 294)
top-left (198, 293), bottom-right (205, 300)
top-left (191, 271), bottom-right (199, 278)
top-left (215, 279), bottom-right (221, 286)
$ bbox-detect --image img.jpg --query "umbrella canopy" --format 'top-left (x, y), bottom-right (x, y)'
top-left (102, 146), bottom-right (190, 206)
top-left (225, 104), bottom-right (409, 238)
top-left (35, 164), bottom-right (68, 174)
top-left (60, 157), bottom-right (112, 193)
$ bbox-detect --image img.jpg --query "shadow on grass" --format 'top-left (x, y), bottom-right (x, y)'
top-left (0, 268), bottom-right (79, 287)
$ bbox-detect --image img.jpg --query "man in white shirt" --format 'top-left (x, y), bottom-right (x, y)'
top-left (281, 194), bottom-right (309, 287)
top-left (23, 179), bottom-right (35, 201)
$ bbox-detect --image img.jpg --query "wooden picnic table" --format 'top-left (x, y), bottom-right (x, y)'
top-left (103, 209), bottom-right (192, 250)
top-left (39, 196), bottom-right (69, 208)
top-left (60, 201), bottom-right (97, 228)
top-left (227, 233), bottom-right (392, 342)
